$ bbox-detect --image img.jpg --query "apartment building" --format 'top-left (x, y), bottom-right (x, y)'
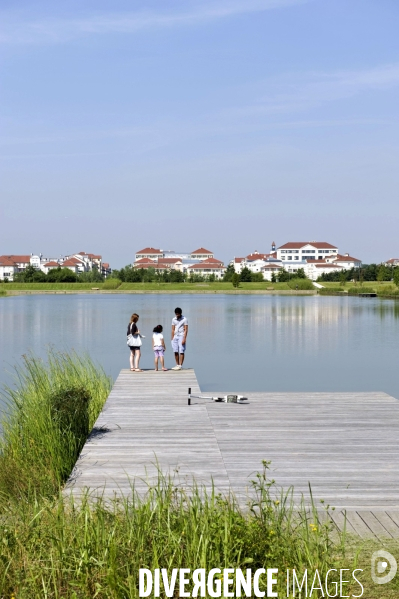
top-left (0, 251), bottom-right (110, 280)
top-left (133, 247), bottom-right (222, 275)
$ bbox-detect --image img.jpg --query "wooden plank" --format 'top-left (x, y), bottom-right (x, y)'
top-left (67, 373), bottom-right (399, 536)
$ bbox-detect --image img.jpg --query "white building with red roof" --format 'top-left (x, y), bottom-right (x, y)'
top-left (276, 241), bottom-right (338, 263)
top-left (135, 247), bottom-right (164, 260)
top-left (133, 247), bottom-right (220, 274)
top-left (187, 258), bottom-right (225, 279)
top-left (0, 254), bottom-right (32, 281)
top-left (190, 248), bottom-right (214, 260)
top-left (383, 258), bottom-right (399, 267)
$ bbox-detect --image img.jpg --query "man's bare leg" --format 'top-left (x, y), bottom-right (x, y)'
top-left (179, 353), bottom-right (185, 366)
top-left (174, 352), bottom-right (180, 366)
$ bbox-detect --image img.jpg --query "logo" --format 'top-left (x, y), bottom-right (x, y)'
top-left (371, 550), bottom-right (397, 585)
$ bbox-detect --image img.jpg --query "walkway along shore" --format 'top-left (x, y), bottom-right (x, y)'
top-left (66, 369), bottom-right (399, 539)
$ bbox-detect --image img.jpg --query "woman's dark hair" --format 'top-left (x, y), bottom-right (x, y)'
top-left (153, 324), bottom-right (163, 333)
top-left (130, 313), bottom-right (139, 323)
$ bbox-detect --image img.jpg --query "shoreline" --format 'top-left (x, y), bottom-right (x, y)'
top-left (4, 289), bottom-right (317, 296)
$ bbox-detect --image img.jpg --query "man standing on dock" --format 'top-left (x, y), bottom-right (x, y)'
top-left (171, 307), bottom-right (188, 370)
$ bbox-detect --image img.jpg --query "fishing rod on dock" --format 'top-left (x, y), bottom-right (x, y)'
top-left (187, 387), bottom-right (248, 405)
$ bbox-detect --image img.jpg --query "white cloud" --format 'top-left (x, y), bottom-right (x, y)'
top-left (235, 63), bottom-right (399, 115)
top-left (0, 0), bottom-right (310, 45)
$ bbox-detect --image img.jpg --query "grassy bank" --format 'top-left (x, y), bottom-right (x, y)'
top-left (0, 352), bottom-right (396, 598)
top-left (1, 281), bottom-right (318, 294)
top-left (319, 281), bottom-right (399, 297)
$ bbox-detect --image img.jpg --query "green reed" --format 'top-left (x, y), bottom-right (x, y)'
top-left (0, 350), bottom-right (111, 501)
top-left (0, 467), bottom-right (348, 599)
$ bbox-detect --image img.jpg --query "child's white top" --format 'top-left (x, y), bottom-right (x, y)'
top-left (153, 332), bottom-right (164, 346)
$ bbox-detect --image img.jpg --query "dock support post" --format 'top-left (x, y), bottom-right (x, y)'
top-left (188, 387), bottom-right (191, 405)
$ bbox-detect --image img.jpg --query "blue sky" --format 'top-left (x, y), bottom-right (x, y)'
top-left (1, 0), bottom-right (398, 266)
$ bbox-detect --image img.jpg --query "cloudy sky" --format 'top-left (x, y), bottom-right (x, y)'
top-left (1, 0), bottom-right (398, 266)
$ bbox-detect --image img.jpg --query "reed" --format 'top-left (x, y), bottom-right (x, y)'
top-left (0, 465), bottom-right (350, 599)
top-left (0, 352), bottom-right (358, 598)
top-left (0, 350), bottom-right (111, 501)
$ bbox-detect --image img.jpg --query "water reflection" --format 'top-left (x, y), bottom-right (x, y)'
top-left (1, 294), bottom-right (399, 402)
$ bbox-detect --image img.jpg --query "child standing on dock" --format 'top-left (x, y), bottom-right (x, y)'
top-left (152, 325), bottom-right (167, 371)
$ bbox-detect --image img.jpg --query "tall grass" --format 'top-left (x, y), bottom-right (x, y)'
top-left (0, 465), bottom-right (350, 599)
top-left (287, 278), bottom-right (314, 290)
top-left (0, 288), bottom-right (6, 296)
top-left (0, 352), bottom-right (353, 598)
top-left (0, 351), bottom-right (111, 500)
top-left (102, 278), bottom-right (122, 289)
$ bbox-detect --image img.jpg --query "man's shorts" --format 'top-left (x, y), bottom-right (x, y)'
top-left (172, 337), bottom-right (186, 353)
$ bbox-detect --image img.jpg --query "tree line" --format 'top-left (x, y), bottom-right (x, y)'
top-left (317, 263), bottom-right (399, 285)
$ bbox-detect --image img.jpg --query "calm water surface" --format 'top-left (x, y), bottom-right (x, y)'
top-left (1, 294), bottom-right (399, 407)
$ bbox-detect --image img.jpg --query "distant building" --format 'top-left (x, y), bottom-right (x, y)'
top-left (187, 258), bottom-right (225, 279)
top-left (230, 242), bottom-right (361, 281)
top-left (276, 241), bottom-right (338, 263)
top-left (133, 247), bottom-right (222, 276)
top-left (0, 255), bottom-right (31, 281)
top-left (383, 258), bottom-right (399, 267)
top-left (0, 251), bottom-right (111, 280)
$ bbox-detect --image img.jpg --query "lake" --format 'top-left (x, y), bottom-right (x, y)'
top-left (1, 293), bottom-right (399, 407)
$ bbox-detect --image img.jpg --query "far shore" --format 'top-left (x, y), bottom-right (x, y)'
top-left (3, 289), bottom-right (317, 296)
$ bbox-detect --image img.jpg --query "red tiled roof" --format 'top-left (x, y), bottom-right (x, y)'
top-left (334, 254), bottom-right (360, 262)
top-left (191, 248), bottom-right (213, 254)
top-left (189, 263), bottom-right (224, 270)
top-left (278, 242), bottom-right (338, 250)
top-left (5, 255), bottom-right (31, 263)
top-left (196, 257), bottom-right (223, 265)
top-left (102, 263), bottom-right (109, 268)
top-left (234, 258), bottom-right (245, 263)
top-left (0, 256), bottom-right (17, 267)
top-left (63, 259), bottom-right (79, 267)
top-left (136, 247), bottom-right (163, 254)
top-left (158, 258), bottom-right (182, 264)
top-left (135, 257), bottom-right (156, 264)
top-left (44, 261), bottom-right (59, 267)
top-left (262, 264), bottom-right (283, 269)
top-left (385, 258), bottom-right (399, 264)
top-left (246, 253), bottom-right (271, 261)
top-left (87, 253), bottom-right (101, 259)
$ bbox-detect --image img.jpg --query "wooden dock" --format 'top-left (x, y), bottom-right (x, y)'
top-left (67, 369), bottom-right (399, 539)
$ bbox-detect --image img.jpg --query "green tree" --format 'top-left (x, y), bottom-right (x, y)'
top-left (124, 267), bottom-right (143, 283)
top-left (339, 271), bottom-right (347, 286)
top-left (14, 264), bottom-right (38, 282)
top-left (271, 272), bottom-right (277, 283)
top-left (296, 268), bottom-right (306, 279)
top-left (251, 272), bottom-right (264, 282)
top-left (231, 273), bottom-right (240, 288)
top-left (393, 268), bottom-right (399, 287)
top-left (169, 269), bottom-right (184, 283)
top-left (278, 268), bottom-right (290, 282)
top-left (223, 263), bottom-right (235, 282)
top-left (240, 266), bottom-right (252, 282)
top-left (377, 264), bottom-right (392, 282)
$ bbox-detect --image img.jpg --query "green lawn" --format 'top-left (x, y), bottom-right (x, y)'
top-left (0, 282), bottom-right (101, 290)
top-left (320, 281), bottom-right (397, 291)
top-left (0, 281), bottom-right (315, 292)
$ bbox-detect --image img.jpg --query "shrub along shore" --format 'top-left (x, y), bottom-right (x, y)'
top-left (0, 351), bottom-right (397, 598)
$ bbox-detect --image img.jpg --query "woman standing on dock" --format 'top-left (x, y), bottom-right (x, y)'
top-left (127, 313), bottom-right (143, 372)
